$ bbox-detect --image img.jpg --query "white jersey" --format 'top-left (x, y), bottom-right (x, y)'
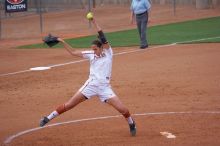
top-left (82, 47), bottom-right (113, 84)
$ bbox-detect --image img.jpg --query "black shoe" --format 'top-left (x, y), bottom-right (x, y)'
top-left (140, 45), bottom-right (148, 49)
top-left (40, 117), bottom-right (50, 127)
top-left (129, 121), bottom-right (136, 136)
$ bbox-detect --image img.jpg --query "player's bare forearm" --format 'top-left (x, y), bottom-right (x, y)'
top-left (91, 18), bottom-right (110, 49)
top-left (91, 18), bottom-right (102, 32)
top-left (130, 11), bottom-right (135, 24)
top-left (58, 38), bottom-right (82, 57)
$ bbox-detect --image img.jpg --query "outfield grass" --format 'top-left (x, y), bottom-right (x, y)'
top-left (19, 16), bottom-right (220, 49)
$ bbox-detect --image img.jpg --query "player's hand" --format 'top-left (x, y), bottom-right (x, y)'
top-left (130, 18), bottom-right (135, 25)
top-left (57, 38), bottom-right (64, 43)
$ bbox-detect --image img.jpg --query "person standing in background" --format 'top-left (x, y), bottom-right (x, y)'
top-left (130, 0), bottom-right (151, 49)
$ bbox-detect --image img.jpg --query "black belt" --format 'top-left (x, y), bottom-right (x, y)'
top-left (136, 11), bottom-right (147, 16)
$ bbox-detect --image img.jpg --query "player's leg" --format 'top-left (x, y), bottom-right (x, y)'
top-left (141, 11), bottom-right (149, 48)
top-left (136, 12), bottom-right (148, 49)
top-left (136, 15), bottom-right (142, 47)
top-left (39, 91), bottom-right (87, 127)
top-left (106, 96), bottom-right (136, 136)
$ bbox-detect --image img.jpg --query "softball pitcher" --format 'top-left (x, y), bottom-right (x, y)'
top-left (39, 16), bottom-right (136, 136)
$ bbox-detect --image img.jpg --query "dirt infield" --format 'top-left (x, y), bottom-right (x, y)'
top-left (0, 4), bottom-right (220, 146)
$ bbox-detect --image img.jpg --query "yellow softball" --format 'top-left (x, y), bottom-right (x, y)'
top-left (86, 12), bottom-right (93, 20)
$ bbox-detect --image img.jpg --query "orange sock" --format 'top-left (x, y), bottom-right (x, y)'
top-left (122, 111), bottom-right (134, 124)
top-left (56, 104), bottom-right (67, 114)
top-left (122, 110), bottom-right (130, 118)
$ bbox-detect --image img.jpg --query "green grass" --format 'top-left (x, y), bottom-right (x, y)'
top-left (19, 16), bottom-right (220, 49)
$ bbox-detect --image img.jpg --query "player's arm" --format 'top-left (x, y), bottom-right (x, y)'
top-left (91, 18), bottom-right (110, 49)
top-left (58, 38), bottom-right (83, 58)
top-left (130, 11), bottom-right (135, 24)
top-left (130, 0), bottom-right (135, 25)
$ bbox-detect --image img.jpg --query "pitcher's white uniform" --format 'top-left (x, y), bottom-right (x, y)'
top-left (79, 46), bottom-right (116, 102)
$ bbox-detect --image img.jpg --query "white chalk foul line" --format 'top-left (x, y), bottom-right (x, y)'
top-left (0, 69), bottom-right (32, 77)
top-left (176, 36), bottom-right (220, 44)
top-left (1, 36), bottom-right (219, 77)
top-left (4, 111), bottom-right (220, 144)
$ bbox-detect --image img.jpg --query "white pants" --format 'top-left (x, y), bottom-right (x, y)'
top-left (79, 79), bottom-right (116, 102)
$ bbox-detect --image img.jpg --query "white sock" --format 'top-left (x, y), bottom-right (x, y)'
top-left (47, 111), bottom-right (59, 120)
top-left (127, 117), bottom-right (134, 124)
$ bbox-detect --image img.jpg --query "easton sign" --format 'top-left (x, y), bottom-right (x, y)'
top-left (5, 0), bottom-right (27, 13)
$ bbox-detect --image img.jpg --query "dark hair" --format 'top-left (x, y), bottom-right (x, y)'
top-left (91, 39), bottom-right (102, 48)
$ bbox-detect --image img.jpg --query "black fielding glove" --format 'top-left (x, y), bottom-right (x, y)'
top-left (43, 34), bottom-right (59, 47)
